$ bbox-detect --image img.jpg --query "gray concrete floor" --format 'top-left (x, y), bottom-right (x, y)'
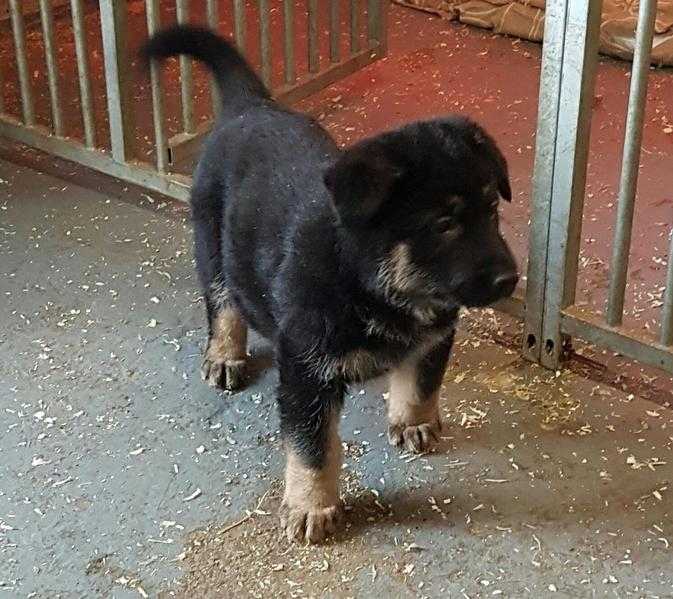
top-left (1, 158), bottom-right (673, 598)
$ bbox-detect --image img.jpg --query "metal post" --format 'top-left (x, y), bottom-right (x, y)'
top-left (8, 0), bottom-right (35, 126)
top-left (329, 1), bottom-right (340, 63)
top-left (100, 0), bottom-right (134, 163)
top-left (283, 0), bottom-right (296, 85)
top-left (350, 0), bottom-right (360, 54)
top-left (176, 0), bottom-right (195, 135)
top-left (523, 0), bottom-right (570, 364)
top-left (308, 0), bottom-right (319, 74)
top-left (605, 0), bottom-right (657, 326)
top-left (71, 0), bottom-right (96, 148)
top-left (661, 228), bottom-right (673, 346)
top-left (367, 0), bottom-right (381, 47)
top-left (260, 0), bottom-right (271, 87)
top-left (206, 0), bottom-right (221, 116)
top-left (39, 0), bottom-right (64, 136)
top-left (537, 0), bottom-right (603, 369)
top-left (146, 0), bottom-right (167, 173)
top-left (233, 0), bottom-right (246, 52)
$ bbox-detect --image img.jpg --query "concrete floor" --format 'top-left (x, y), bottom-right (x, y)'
top-left (2, 158), bottom-right (673, 598)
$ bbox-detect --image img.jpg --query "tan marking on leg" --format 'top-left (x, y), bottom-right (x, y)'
top-left (280, 414), bottom-right (343, 544)
top-left (387, 356), bottom-right (442, 453)
top-left (201, 307), bottom-right (248, 390)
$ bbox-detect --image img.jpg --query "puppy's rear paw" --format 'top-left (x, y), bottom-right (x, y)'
top-left (279, 501), bottom-right (343, 544)
top-left (388, 420), bottom-right (441, 453)
top-left (200, 357), bottom-right (246, 391)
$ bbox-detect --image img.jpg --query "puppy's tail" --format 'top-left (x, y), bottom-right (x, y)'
top-left (142, 25), bottom-right (270, 111)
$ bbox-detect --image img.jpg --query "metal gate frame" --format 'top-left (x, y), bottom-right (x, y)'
top-left (0, 1), bottom-right (388, 202)
top-left (524, 0), bottom-right (673, 374)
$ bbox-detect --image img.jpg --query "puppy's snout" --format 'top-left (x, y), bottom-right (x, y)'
top-left (491, 271), bottom-right (518, 300)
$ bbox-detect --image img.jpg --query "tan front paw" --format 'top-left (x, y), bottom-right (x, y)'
top-left (200, 355), bottom-right (246, 390)
top-left (279, 500), bottom-right (343, 544)
top-left (388, 419), bottom-right (441, 453)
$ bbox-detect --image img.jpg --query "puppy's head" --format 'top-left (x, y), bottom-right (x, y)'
top-left (324, 116), bottom-right (518, 309)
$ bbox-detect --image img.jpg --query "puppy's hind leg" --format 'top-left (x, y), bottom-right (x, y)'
top-left (192, 185), bottom-right (248, 391)
top-left (201, 276), bottom-right (248, 391)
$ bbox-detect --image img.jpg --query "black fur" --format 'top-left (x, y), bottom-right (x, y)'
top-left (144, 27), bottom-right (517, 479)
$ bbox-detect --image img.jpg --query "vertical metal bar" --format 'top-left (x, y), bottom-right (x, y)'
top-left (367, 0), bottom-right (380, 47)
top-left (8, 0), bottom-right (35, 126)
top-left (283, 0), bottom-right (295, 85)
top-left (329, 0), bottom-right (340, 63)
top-left (259, 0), bottom-right (271, 87)
top-left (146, 0), bottom-right (167, 173)
top-left (523, 0), bottom-right (569, 364)
top-left (100, 0), bottom-right (134, 163)
top-left (661, 229), bottom-right (673, 346)
top-left (605, 0), bottom-right (657, 327)
top-left (176, 0), bottom-right (195, 135)
top-left (206, 0), bottom-right (221, 116)
top-left (233, 0), bottom-right (246, 52)
top-left (71, 0), bottom-right (96, 148)
top-left (39, 0), bottom-right (64, 136)
top-left (539, 0), bottom-right (603, 369)
top-left (350, 0), bottom-right (360, 54)
top-left (0, 60), bottom-right (4, 114)
top-left (308, 0), bottom-right (319, 73)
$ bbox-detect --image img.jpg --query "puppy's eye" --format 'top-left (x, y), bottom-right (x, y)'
top-left (436, 216), bottom-right (459, 234)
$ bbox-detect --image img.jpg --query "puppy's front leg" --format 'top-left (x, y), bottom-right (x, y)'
top-left (387, 332), bottom-right (454, 453)
top-left (276, 338), bottom-right (344, 544)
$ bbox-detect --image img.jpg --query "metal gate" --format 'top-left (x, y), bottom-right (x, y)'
top-left (0, 1), bottom-right (388, 201)
top-left (523, 0), bottom-right (673, 374)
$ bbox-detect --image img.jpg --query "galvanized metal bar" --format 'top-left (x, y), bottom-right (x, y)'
top-left (605, 0), bottom-right (657, 327)
top-left (146, 0), bottom-right (167, 173)
top-left (523, 0), bottom-right (569, 363)
top-left (350, 0), bottom-right (360, 55)
top-left (367, 0), bottom-right (380, 46)
top-left (539, 0), bottom-right (603, 369)
top-left (329, 0), bottom-right (340, 63)
top-left (259, 0), bottom-right (271, 87)
top-left (0, 117), bottom-right (190, 202)
top-left (308, 0), bottom-right (319, 74)
top-left (661, 229), bottom-right (673, 346)
top-left (39, 0), bottom-right (64, 136)
top-left (283, 0), bottom-right (296, 85)
top-left (562, 306), bottom-right (673, 373)
top-left (8, 0), bottom-right (35, 126)
top-left (100, 0), bottom-right (133, 162)
top-left (206, 0), bottom-right (221, 116)
top-left (176, 0), bottom-right (195, 135)
top-left (233, 0), bottom-right (246, 52)
top-left (70, 0), bottom-right (96, 148)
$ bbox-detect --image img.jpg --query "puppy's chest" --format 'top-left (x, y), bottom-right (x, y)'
top-left (317, 323), bottom-right (453, 384)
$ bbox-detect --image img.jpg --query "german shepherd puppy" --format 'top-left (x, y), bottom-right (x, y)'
top-left (143, 26), bottom-right (518, 543)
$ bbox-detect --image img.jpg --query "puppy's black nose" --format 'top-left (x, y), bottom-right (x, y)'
top-left (491, 272), bottom-right (518, 299)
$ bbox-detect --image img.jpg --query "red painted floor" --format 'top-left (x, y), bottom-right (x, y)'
top-left (1, 2), bottom-right (673, 341)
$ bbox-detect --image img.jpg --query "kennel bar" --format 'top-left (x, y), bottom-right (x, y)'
top-left (308, 0), bottom-right (319, 73)
top-left (8, 0), bottom-right (35, 126)
top-left (605, 0), bottom-right (658, 327)
top-left (283, 0), bottom-right (295, 84)
top-left (176, 0), bottom-right (195, 135)
top-left (260, 0), bottom-right (271, 86)
top-left (100, 0), bottom-right (134, 163)
top-left (38, 0), bottom-right (64, 136)
top-left (206, 0), bottom-right (221, 115)
top-left (234, 0), bottom-right (245, 51)
top-left (661, 230), bottom-right (673, 346)
top-left (70, 0), bottom-right (96, 148)
top-left (330, 1), bottom-right (340, 63)
top-left (146, 0), bottom-right (168, 173)
top-left (350, 0), bottom-right (360, 54)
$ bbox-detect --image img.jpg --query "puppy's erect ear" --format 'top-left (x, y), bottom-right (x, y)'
top-left (324, 145), bottom-right (401, 225)
top-left (473, 128), bottom-right (512, 202)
